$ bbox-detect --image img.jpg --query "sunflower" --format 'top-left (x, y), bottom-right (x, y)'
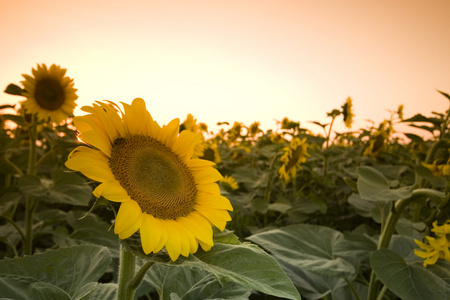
top-left (220, 175), bottom-right (239, 191)
top-left (21, 64), bottom-right (78, 123)
top-left (65, 98), bottom-right (233, 261)
top-left (278, 137), bottom-right (310, 183)
top-left (341, 97), bottom-right (354, 129)
top-left (414, 220), bottom-right (450, 267)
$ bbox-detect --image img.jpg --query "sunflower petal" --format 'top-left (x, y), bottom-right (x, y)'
top-left (140, 214), bottom-right (161, 254)
top-left (93, 180), bottom-right (131, 202)
top-left (114, 201), bottom-right (143, 237)
top-left (194, 206), bottom-right (231, 231)
top-left (159, 118), bottom-right (180, 148)
top-left (196, 183), bottom-right (221, 195)
top-left (196, 193), bottom-right (233, 211)
top-left (173, 130), bottom-right (200, 159)
top-left (193, 168), bottom-right (223, 184)
top-left (178, 212), bottom-right (213, 246)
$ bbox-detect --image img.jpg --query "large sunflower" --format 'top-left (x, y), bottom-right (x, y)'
top-left (65, 98), bottom-right (233, 261)
top-left (21, 63), bottom-right (78, 123)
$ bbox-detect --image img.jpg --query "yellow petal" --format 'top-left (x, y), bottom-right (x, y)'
top-left (196, 193), bottom-right (233, 211)
top-left (93, 180), bottom-right (131, 202)
top-left (194, 206), bottom-right (231, 231)
top-left (65, 147), bottom-right (115, 182)
top-left (186, 158), bottom-right (216, 169)
top-left (77, 131), bottom-right (112, 157)
top-left (198, 240), bottom-right (213, 252)
top-left (159, 118), bottom-right (179, 148)
top-left (122, 98), bottom-right (154, 135)
top-left (163, 220), bottom-right (183, 260)
top-left (178, 212), bottom-right (213, 246)
top-left (172, 130), bottom-right (199, 159)
top-left (114, 201), bottom-right (143, 238)
top-left (196, 183), bottom-right (221, 195)
top-left (193, 168), bottom-right (223, 184)
top-left (140, 213), bottom-right (162, 254)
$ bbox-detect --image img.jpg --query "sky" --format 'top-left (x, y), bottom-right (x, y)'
top-left (1, 0), bottom-right (449, 137)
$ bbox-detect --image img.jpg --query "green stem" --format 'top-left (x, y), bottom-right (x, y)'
top-left (325, 116), bottom-right (336, 148)
top-left (117, 245), bottom-right (137, 300)
top-left (24, 114), bottom-right (38, 256)
top-left (1, 215), bottom-right (26, 243)
top-left (2, 155), bottom-right (23, 175)
top-left (376, 285), bottom-right (388, 300)
top-left (128, 261), bottom-right (154, 292)
top-left (344, 278), bottom-right (360, 300)
top-left (367, 197), bottom-right (416, 300)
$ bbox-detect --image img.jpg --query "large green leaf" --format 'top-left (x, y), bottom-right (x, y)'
top-left (145, 264), bottom-right (251, 300)
top-left (0, 245), bottom-right (112, 300)
top-left (356, 166), bottom-right (413, 201)
top-left (371, 248), bottom-right (450, 300)
top-left (178, 243), bottom-right (300, 300)
top-left (247, 224), bottom-right (356, 278)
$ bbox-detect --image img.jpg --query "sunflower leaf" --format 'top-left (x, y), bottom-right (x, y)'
top-left (4, 83), bottom-right (24, 96)
top-left (144, 264), bottom-right (251, 300)
top-left (0, 245), bottom-right (112, 300)
top-left (371, 248), bottom-right (450, 300)
top-left (177, 242), bottom-right (301, 300)
top-left (356, 166), bottom-right (413, 201)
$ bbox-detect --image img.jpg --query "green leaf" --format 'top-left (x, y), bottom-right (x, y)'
top-left (437, 90), bottom-right (450, 101)
top-left (356, 166), bottom-right (413, 201)
top-left (82, 283), bottom-right (117, 300)
top-left (370, 248), bottom-right (450, 300)
top-left (53, 211), bottom-right (120, 258)
top-left (145, 264), bottom-right (251, 300)
top-left (247, 224), bottom-right (356, 278)
top-left (178, 243), bottom-right (301, 300)
top-left (404, 133), bottom-right (425, 143)
top-left (347, 193), bottom-right (376, 218)
top-left (45, 170), bottom-right (92, 206)
top-left (0, 245), bottom-right (112, 300)
top-left (18, 175), bottom-right (45, 197)
top-left (4, 84), bottom-right (24, 96)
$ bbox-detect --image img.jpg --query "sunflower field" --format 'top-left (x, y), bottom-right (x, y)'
top-left (0, 65), bottom-right (449, 300)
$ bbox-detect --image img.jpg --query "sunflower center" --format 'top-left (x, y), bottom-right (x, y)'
top-left (34, 78), bottom-right (66, 110)
top-left (110, 135), bottom-right (197, 220)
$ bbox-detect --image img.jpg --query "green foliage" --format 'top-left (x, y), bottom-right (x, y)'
top-left (0, 245), bottom-right (112, 300)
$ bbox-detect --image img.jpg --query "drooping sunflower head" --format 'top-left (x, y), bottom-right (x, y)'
top-left (278, 137), bottom-right (310, 183)
top-left (341, 97), bottom-right (354, 129)
top-left (248, 121), bottom-right (261, 137)
top-left (65, 98), bottom-right (233, 261)
top-left (21, 64), bottom-right (78, 123)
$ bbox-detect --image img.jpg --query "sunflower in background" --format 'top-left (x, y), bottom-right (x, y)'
top-left (341, 96), bottom-right (354, 129)
top-left (66, 98), bottom-right (233, 261)
top-left (278, 137), bottom-right (310, 183)
top-left (414, 220), bottom-right (450, 267)
top-left (21, 64), bottom-right (78, 123)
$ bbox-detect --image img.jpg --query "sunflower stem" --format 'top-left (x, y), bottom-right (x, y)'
top-left (24, 114), bottom-right (38, 256)
top-left (117, 244), bottom-right (137, 300)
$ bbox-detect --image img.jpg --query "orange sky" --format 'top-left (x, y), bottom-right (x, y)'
top-left (1, 0), bottom-right (449, 136)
